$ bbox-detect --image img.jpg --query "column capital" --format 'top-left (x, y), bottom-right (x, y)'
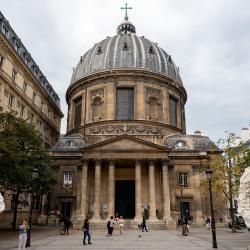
top-left (77, 160), bottom-right (88, 171)
top-left (161, 159), bottom-right (169, 166)
top-left (95, 159), bottom-right (102, 165)
top-left (77, 165), bottom-right (82, 171)
top-left (148, 159), bottom-right (155, 166)
top-left (108, 159), bottom-right (115, 165)
top-left (135, 159), bottom-right (142, 165)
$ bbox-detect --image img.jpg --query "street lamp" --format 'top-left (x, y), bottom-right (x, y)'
top-left (180, 183), bottom-right (184, 221)
top-left (26, 168), bottom-right (39, 248)
top-left (64, 182), bottom-right (70, 218)
top-left (205, 169), bottom-right (218, 249)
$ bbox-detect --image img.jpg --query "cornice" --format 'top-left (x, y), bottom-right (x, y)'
top-left (66, 69), bottom-right (187, 104)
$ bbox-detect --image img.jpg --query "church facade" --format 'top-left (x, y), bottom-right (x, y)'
top-left (51, 18), bottom-right (220, 229)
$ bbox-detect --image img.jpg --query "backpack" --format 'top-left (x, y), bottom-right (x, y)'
top-left (107, 220), bottom-right (110, 228)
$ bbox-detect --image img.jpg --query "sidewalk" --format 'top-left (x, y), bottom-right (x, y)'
top-left (0, 226), bottom-right (249, 250)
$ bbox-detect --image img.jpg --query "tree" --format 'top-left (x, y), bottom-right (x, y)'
top-left (208, 132), bottom-right (250, 232)
top-left (0, 112), bottom-right (56, 230)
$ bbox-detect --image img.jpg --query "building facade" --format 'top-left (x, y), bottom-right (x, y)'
top-left (0, 11), bottom-right (63, 225)
top-left (51, 19), bottom-right (220, 229)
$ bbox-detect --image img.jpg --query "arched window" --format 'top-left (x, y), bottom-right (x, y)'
top-left (148, 96), bottom-right (158, 120)
top-left (92, 96), bottom-right (102, 122)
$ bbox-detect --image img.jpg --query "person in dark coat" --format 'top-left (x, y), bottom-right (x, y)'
top-left (141, 216), bottom-right (148, 232)
top-left (83, 217), bottom-right (92, 245)
top-left (64, 217), bottom-right (71, 235)
top-left (106, 216), bottom-right (114, 236)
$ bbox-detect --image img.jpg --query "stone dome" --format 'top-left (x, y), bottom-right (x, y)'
top-left (70, 21), bottom-right (182, 85)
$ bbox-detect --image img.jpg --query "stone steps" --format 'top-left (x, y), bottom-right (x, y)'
top-left (73, 219), bottom-right (175, 230)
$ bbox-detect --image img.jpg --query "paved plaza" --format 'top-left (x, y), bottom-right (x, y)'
top-left (0, 227), bottom-right (250, 250)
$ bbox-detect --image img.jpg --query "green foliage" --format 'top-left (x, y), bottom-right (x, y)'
top-left (210, 133), bottom-right (250, 201)
top-left (0, 112), bottom-right (56, 194)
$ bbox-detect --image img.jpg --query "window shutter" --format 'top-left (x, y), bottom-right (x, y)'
top-left (169, 96), bottom-right (177, 127)
top-left (116, 88), bottom-right (134, 120)
top-left (74, 97), bottom-right (82, 128)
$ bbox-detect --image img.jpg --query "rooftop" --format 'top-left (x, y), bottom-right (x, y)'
top-left (0, 11), bottom-right (61, 109)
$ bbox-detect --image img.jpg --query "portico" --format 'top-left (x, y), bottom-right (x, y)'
top-left (74, 135), bottom-right (172, 225)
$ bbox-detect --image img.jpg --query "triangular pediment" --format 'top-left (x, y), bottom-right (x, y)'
top-left (82, 135), bottom-right (167, 152)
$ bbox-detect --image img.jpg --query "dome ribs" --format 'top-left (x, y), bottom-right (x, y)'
top-left (70, 30), bottom-right (182, 85)
top-left (158, 47), bottom-right (168, 75)
top-left (131, 35), bottom-right (137, 68)
top-left (104, 36), bottom-right (115, 68)
top-left (112, 35), bottom-right (121, 68)
top-left (151, 42), bottom-right (162, 73)
top-left (136, 36), bottom-right (146, 68)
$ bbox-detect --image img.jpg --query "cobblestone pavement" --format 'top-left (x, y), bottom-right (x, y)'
top-left (0, 227), bottom-right (250, 250)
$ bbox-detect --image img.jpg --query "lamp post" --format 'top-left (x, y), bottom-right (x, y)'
top-left (64, 183), bottom-right (70, 218)
top-left (26, 168), bottom-right (39, 248)
top-left (180, 183), bottom-right (184, 221)
top-left (206, 169), bottom-right (218, 249)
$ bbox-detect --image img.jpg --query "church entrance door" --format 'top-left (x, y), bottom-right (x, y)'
top-left (115, 180), bottom-right (135, 219)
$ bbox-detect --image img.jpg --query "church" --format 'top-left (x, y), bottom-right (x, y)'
top-left (51, 9), bottom-right (220, 229)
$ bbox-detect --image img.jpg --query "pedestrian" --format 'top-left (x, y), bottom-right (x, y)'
top-left (236, 216), bottom-right (241, 230)
top-left (59, 217), bottom-right (64, 235)
top-left (18, 219), bottom-right (29, 250)
top-left (82, 217), bottom-right (92, 245)
top-left (205, 216), bottom-right (211, 230)
top-left (64, 217), bottom-right (71, 235)
top-left (177, 217), bottom-right (182, 226)
top-left (106, 216), bottom-right (114, 236)
top-left (182, 216), bottom-right (189, 236)
top-left (141, 215), bottom-right (148, 232)
top-left (118, 216), bottom-right (124, 234)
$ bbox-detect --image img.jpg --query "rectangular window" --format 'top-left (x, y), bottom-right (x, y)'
top-left (32, 92), bottom-right (36, 102)
top-left (8, 94), bottom-right (14, 108)
top-left (116, 88), bottom-right (134, 120)
top-left (179, 173), bottom-right (188, 187)
top-left (169, 96), bottom-right (178, 127)
top-left (2, 25), bottom-right (8, 37)
top-left (12, 69), bottom-right (17, 82)
top-left (14, 42), bottom-right (20, 53)
top-left (25, 56), bottom-right (30, 66)
top-left (63, 172), bottom-right (73, 186)
top-left (0, 54), bottom-right (4, 68)
top-left (23, 81), bottom-right (27, 93)
top-left (74, 97), bottom-right (82, 128)
top-left (20, 105), bottom-right (25, 117)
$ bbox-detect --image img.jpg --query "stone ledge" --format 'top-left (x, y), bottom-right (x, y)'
top-left (72, 218), bottom-right (174, 230)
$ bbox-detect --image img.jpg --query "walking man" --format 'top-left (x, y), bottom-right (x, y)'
top-left (141, 216), bottom-right (148, 232)
top-left (107, 216), bottom-right (115, 236)
top-left (82, 217), bottom-right (92, 245)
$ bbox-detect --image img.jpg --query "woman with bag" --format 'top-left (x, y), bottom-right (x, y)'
top-left (18, 219), bottom-right (29, 250)
top-left (82, 217), bottom-right (92, 245)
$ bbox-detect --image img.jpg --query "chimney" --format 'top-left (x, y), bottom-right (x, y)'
top-left (241, 128), bottom-right (250, 143)
top-left (194, 130), bottom-right (202, 136)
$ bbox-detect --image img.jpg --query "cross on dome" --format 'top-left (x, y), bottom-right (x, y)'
top-left (121, 3), bottom-right (132, 21)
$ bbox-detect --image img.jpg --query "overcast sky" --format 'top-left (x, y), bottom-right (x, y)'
top-left (1, 0), bottom-right (250, 142)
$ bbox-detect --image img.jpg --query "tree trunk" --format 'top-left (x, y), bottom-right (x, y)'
top-left (12, 187), bottom-right (20, 231)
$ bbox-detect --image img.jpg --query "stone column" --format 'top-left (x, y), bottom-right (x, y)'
top-left (80, 161), bottom-right (88, 217)
top-left (93, 160), bottom-right (101, 220)
top-left (108, 160), bottom-right (115, 217)
top-left (193, 165), bottom-right (203, 224)
top-left (149, 160), bottom-right (157, 220)
top-left (162, 161), bottom-right (171, 220)
top-left (135, 160), bottom-right (142, 220)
